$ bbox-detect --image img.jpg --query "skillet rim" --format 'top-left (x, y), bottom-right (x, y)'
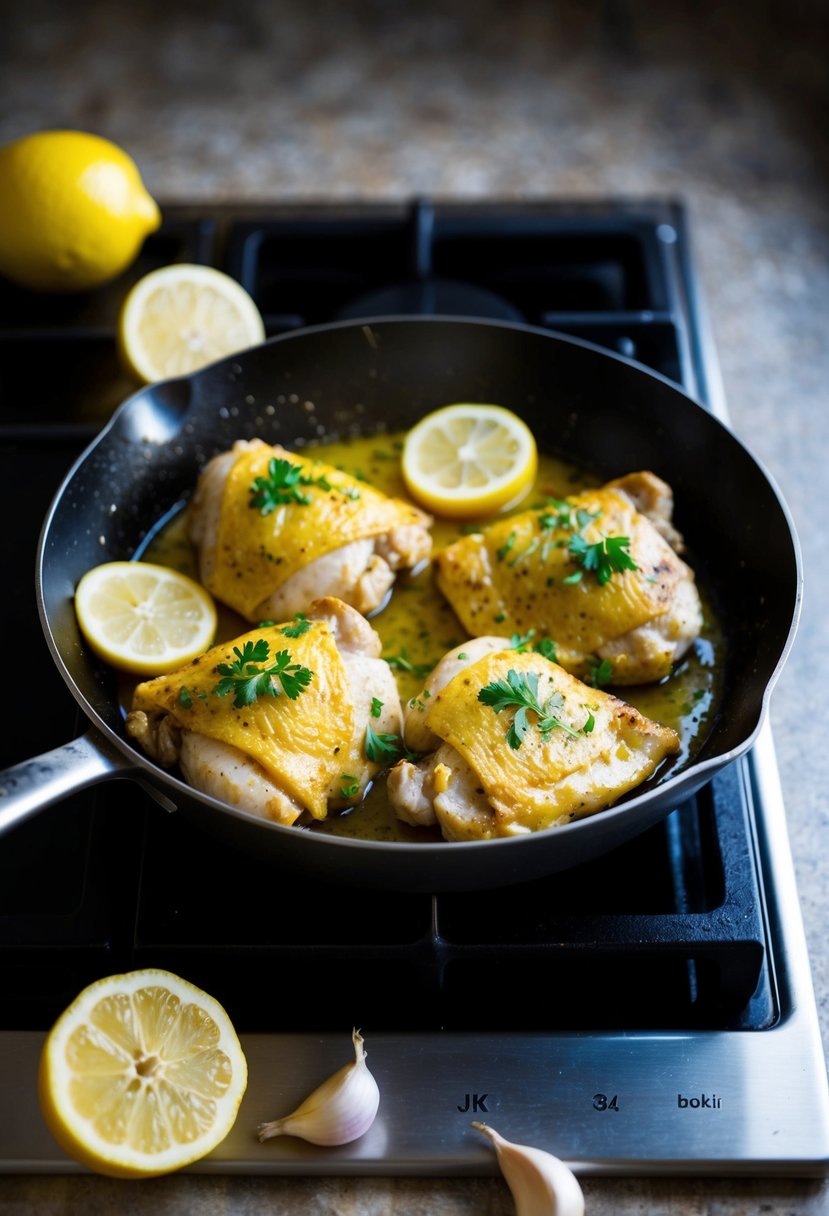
top-left (33, 314), bottom-right (804, 866)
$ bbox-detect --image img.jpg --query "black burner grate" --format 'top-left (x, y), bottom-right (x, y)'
top-left (0, 200), bottom-right (774, 1037)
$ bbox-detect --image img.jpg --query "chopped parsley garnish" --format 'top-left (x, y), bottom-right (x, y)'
top-left (249, 457), bottom-right (360, 515)
top-left (496, 531), bottom-right (517, 562)
top-left (370, 696), bottom-right (384, 719)
top-left (364, 722), bottom-right (404, 765)
top-left (340, 775), bottom-right (360, 798)
top-left (383, 647), bottom-right (433, 678)
top-left (533, 637), bottom-right (558, 662)
top-left (566, 533), bottom-right (638, 586)
top-left (213, 639), bottom-right (313, 708)
top-left (279, 613), bottom-right (312, 638)
top-left (178, 686), bottom-right (207, 708)
top-left (510, 630), bottom-right (557, 663)
top-left (585, 655), bottom-right (614, 687)
top-left (540, 499), bottom-right (600, 534)
top-left (478, 668), bottom-right (593, 750)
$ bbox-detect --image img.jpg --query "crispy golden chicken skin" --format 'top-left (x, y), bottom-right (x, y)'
top-left (126, 597), bottom-right (401, 826)
top-left (388, 645), bottom-right (679, 841)
top-left (188, 439), bottom-right (432, 622)
top-left (434, 471), bottom-right (702, 686)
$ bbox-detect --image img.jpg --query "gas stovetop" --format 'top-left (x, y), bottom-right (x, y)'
top-left (1, 199), bottom-right (828, 1176)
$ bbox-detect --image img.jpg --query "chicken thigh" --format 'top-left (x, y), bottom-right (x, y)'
top-left (126, 597), bottom-right (402, 826)
top-left (434, 471), bottom-right (702, 686)
top-left (188, 439), bottom-right (432, 621)
top-left (388, 644), bottom-right (679, 840)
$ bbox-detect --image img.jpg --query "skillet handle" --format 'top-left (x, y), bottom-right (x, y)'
top-left (0, 731), bottom-right (128, 836)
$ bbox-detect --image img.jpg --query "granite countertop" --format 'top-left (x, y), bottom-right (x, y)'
top-left (2, 0), bottom-right (829, 1211)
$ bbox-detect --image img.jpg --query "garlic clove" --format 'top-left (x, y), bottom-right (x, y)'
top-left (472, 1122), bottom-right (585, 1216)
top-left (257, 1028), bottom-right (380, 1148)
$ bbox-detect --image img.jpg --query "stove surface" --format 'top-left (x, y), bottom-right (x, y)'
top-left (1, 199), bottom-right (827, 1175)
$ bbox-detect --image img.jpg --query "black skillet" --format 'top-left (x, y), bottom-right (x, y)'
top-left (0, 318), bottom-right (801, 891)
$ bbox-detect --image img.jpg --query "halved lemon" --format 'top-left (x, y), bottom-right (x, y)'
top-left (401, 403), bottom-right (538, 519)
top-left (75, 561), bottom-right (217, 676)
top-left (118, 263), bottom-right (266, 383)
top-left (38, 969), bottom-right (248, 1178)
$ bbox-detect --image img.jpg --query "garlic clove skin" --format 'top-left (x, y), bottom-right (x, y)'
top-left (258, 1028), bottom-right (380, 1148)
top-left (472, 1122), bottom-right (585, 1216)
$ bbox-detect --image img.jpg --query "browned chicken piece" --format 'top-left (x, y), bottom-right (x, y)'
top-left (434, 471), bottom-right (702, 686)
top-left (403, 636), bottom-right (509, 755)
top-left (388, 643), bottom-right (679, 841)
top-left (126, 597), bottom-right (402, 826)
top-left (606, 470), bottom-right (684, 551)
top-left (188, 439), bottom-right (431, 622)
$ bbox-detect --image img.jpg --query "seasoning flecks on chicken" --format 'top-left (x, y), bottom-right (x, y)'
top-left (125, 597), bottom-right (402, 826)
top-left (188, 439), bottom-right (432, 622)
top-left (403, 636), bottom-right (510, 755)
top-left (434, 471), bottom-right (702, 686)
top-left (388, 645), bottom-right (680, 840)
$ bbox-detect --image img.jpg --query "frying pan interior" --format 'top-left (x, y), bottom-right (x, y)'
top-left (36, 319), bottom-right (800, 889)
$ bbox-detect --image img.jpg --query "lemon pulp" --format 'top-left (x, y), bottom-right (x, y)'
top-left (118, 263), bottom-right (266, 383)
top-left (401, 402), bottom-right (537, 518)
top-left (74, 561), bottom-right (217, 676)
top-left (38, 969), bottom-right (248, 1178)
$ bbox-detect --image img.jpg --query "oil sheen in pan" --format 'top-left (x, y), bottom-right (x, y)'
top-left (136, 431), bottom-right (723, 844)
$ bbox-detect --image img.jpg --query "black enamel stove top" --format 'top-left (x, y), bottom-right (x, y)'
top-left (0, 199), bottom-right (827, 1175)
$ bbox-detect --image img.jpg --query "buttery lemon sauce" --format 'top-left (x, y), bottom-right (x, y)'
top-left (141, 432), bottom-right (722, 843)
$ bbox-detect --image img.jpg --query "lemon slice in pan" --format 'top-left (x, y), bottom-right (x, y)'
top-left (75, 561), bottom-right (217, 676)
top-left (401, 403), bottom-right (537, 518)
top-left (38, 968), bottom-right (248, 1178)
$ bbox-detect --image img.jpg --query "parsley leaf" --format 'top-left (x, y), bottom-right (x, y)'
top-left (364, 722), bottom-right (403, 765)
top-left (383, 647), bottom-right (434, 678)
top-left (477, 668), bottom-right (589, 749)
top-left (213, 640), bottom-right (313, 709)
top-left (249, 457), bottom-right (360, 515)
top-left (370, 696), bottom-right (384, 719)
top-left (249, 458), bottom-right (312, 513)
top-left (279, 613), bottom-right (311, 639)
top-left (585, 655), bottom-right (614, 687)
top-left (567, 533), bottom-right (638, 586)
top-left (540, 499), bottom-right (601, 534)
top-left (496, 531), bottom-right (517, 562)
top-left (340, 774), bottom-right (360, 798)
top-left (510, 630), bottom-right (557, 663)
top-left (532, 637), bottom-right (558, 663)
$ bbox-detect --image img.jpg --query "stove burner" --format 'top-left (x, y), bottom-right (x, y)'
top-left (335, 276), bottom-right (524, 321)
top-left (2, 197), bottom-right (828, 1176)
top-left (334, 197), bottom-right (524, 321)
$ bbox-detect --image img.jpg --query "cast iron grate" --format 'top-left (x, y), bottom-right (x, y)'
top-left (0, 199), bottom-right (772, 1036)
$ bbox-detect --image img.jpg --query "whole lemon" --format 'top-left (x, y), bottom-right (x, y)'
top-left (0, 130), bottom-right (161, 292)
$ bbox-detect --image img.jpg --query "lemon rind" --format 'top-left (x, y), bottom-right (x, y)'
top-left (39, 968), bottom-right (248, 1178)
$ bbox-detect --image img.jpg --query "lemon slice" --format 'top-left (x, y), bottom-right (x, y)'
top-left (75, 561), bottom-right (217, 676)
top-left (118, 263), bottom-right (266, 383)
top-left (38, 969), bottom-right (248, 1178)
top-left (401, 403), bottom-right (538, 518)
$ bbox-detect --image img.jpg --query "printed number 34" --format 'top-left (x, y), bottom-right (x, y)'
top-left (592, 1093), bottom-right (619, 1111)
